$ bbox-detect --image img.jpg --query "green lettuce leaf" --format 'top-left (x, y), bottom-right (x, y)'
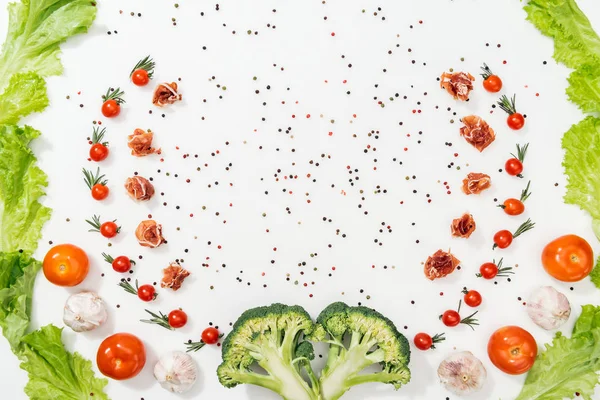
top-left (591, 257), bottom-right (600, 289)
top-left (0, 72), bottom-right (49, 125)
top-left (0, 251), bottom-right (40, 352)
top-left (561, 116), bottom-right (600, 241)
top-left (0, 124), bottom-right (52, 253)
top-left (20, 325), bottom-right (109, 400)
top-left (566, 62), bottom-right (600, 113)
top-left (0, 0), bottom-right (97, 94)
top-left (524, 0), bottom-right (600, 69)
top-left (573, 304), bottom-right (600, 336)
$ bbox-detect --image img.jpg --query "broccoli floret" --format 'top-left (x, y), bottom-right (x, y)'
top-left (315, 303), bottom-right (411, 400)
top-left (217, 303), bottom-right (321, 400)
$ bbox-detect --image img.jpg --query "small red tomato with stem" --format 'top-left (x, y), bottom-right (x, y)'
top-left (102, 253), bottom-right (136, 273)
top-left (480, 63), bottom-right (502, 93)
top-left (462, 288), bottom-right (482, 307)
top-left (185, 327), bottom-right (224, 352)
top-left (505, 143), bottom-right (529, 178)
top-left (493, 218), bottom-right (535, 249)
top-left (86, 215), bottom-right (121, 238)
top-left (414, 332), bottom-right (446, 351)
top-left (498, 181), bottom-right (531, 216)
top-left (101, 87), bottom-right (125, 118)
top-left (440, 300), bottom-right (479, 330)
top-left (118, 279), bottom-right (158, 302)
top-left (498, 94), bottom-right (525, 130)
top-left (477, 258), bottom-right (514, 279)
top-left (89, 126), bottom-right (109, 161)
top-left (130, 55), bottom-right (155, 87)
top-left (140, 309), bottom-right (187, 330)
top-left (83, 167), bottom-right (109, 201)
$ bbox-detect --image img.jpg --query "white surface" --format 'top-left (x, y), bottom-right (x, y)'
top-left (1, 0), bottom-right (600, 399)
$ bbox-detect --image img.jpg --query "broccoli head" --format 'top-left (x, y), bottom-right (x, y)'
top-left (315, 303), bottom-right (411, 400)
top-left (217, 303), bottom-right (321, 400)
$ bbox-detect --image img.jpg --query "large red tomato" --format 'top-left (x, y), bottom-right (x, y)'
top-left (97, 333), bottom-right (146, 380)
top-left (542, 234), bottom-right (593, 282)
top-left (488, 326), bottom-right (537, 375)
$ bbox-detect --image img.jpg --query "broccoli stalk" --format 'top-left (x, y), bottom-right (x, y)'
top-left (314, 303), bottom-right (411, 400)
top-left (217, 304), bottom-right (321, 400)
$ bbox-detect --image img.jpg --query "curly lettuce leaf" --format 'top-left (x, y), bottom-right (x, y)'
top-left (566, 62), bottom-right (600, 113)
top-left (0, 125), bottom-right (51, 253)
top-left (20, 325), bottom-right (109, 400)
top-left (573, 305), bottom-right (600, 335)
top-left (0, 0), bottom-right (97, 94)
top-left (524, 0), bottom-right (600, 69)
top-left (591, 257), bottom-right (600, 289)
top-left (0, 72), bottom-right (49, 125)
top-left (561, 117), bottom-right (600, 241)
top-left (0, 251), bottom-right (40, 352)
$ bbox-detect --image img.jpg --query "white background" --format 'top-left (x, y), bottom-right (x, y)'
top-left (2, 0), bottom-right (600, 399)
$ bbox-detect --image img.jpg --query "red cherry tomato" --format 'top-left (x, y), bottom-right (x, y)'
top-left (100, 221), bottom-right (119, 238)
top-left (131, 69), bottom-right (149, 86)
top-left (414, 333), bottom-right (433, 350)
top-left (168, 310), bottom-right (188, 328)
top-left (507, 113), bottom-right (525, 130)
top-left (91, 184), bottom-right (109, 201)
top-left (90, 143), bottom-right (109, 162)
top-left (201, 327), bottom-right (221, 344)
top-left (463, 289), bottom-right (482, 307)
top-left (505, 158), bottom-right (523, 176)
top-left (493, 230), bottom-right (513, 249)
top-left (101, 99), bottom-right (120, 118)
top-left (112, 256), bottom-right (132, 273)
top-left (502, 198), bottom-right (525, 216)
top-left (479, 262), bottom-right (499, 279)
top-left (483, 75), bottom-right (502, 93)
top-left (441, 310), bottom-right (460, 327)
top-left (137, 284), bottom-right (156, 302)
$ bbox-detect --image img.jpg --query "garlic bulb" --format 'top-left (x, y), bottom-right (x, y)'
top-left (63, 291), bottom-right (107, 332)
top-left (527, 286), bottom-right (571, 330)
top-left (438, 351), bottom-right (486, 396)
top-left (154, 351), bottom-right (198, 393)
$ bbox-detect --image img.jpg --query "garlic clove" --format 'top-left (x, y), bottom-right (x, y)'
top-left (154, 351), bottom-right (198, 393)
top-left (63, 291), bottom-right (108, 332)
top-left (526, 286), bottom-right (571, 330)
top-left (438, 351), bottom-right (486, 396)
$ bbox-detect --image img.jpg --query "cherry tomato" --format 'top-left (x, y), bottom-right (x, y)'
top-left (101, 99), bottom-right (120, 118)
top-left (43, 244), bottom-right (89, 287)
top-left (131, 69), bottom-right (149, 86)
top-left (488, 326), bottom-right (537, 375)
top-left (463, 289), bottom-right (482, 307)
top-left (441, 310), bottom-right (460, 327)
top-left (100, 221), bottom-right (119, 238)
top-left (97, 333), bottom-right (146, 380)
top-left (507, 113), bottom-right (525, 130)
top-left (479, 262), bottom-right (499, 279)
top-left (501, 198), bottom-right (525, 216)
top-left (90, 143), bottom-right (109, 162)
top-left (483, 75), bottom-right (502, 93)
top-left (91, 184), bottom-right (109, 201)
top-left (493, 230), bottom-right (513, 249)
top-left (202, 327), bottom-right (221, 344)
top-left (414, 333), bottom-right (433, 350)
top-left (168, 310), bottom-right (188, 328)
top-left (542, 234), bottom-right (594, 282)
top-left (138, 284), bottom-right (156, 302)
top-left (112, 256), bottom-right (132, 273)
top-left (505, 158), bottom-right (523, 176)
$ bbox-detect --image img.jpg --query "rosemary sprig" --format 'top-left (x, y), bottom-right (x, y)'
top-left (460, 310), bottom-right (479, 331)
top-left (118, 279), bottom-right (155, 299)
top-left (85, 214), bottom-right (103, 231)
top-left (92, 126), bottom-right (108, 145)
top-left (82, 167), bottom-right (107, 189)
top-left (497, 94), bottom-right (518, 115)
top-left (429, 333), bottom-right (445, 349)
top-left (185, 334), bottom-right (225, 352)
top-left (520, 181), bottom-right (532, 203)
top-left (510, 143), bottom-right (529, 163)
top-left (512, 218), bottom-right (535, 239)
top-left (480, 63), bottom-right (494, 80)
top-left (130, 55), bottom-right (155, 79)
top-left (141, 309), bottom-right (173, 330)
top-left (102, 87), bottom-right (125, 104)
top-left (103, 253), bottom-right (136, 266)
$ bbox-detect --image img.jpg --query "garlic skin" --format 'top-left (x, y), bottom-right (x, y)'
top-left (438, 351), bottom-right (486, 396)
top-left (527, 286), bottom-right (571, 330)
top-left (63, 291), bottom-right (108, 332)
top-left (154, 351), bottom-right (198, 393)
